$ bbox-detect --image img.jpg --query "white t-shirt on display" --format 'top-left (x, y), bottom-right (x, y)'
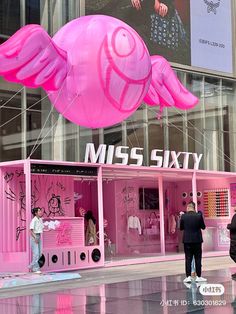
top-left (30, 216), bottom-right (44, 234)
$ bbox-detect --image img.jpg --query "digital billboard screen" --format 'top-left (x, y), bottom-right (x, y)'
top-left (85, 0), bottom-right (233, 74)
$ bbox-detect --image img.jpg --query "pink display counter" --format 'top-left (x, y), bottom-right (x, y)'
top-left (0, 159), bottom-right (234, 272)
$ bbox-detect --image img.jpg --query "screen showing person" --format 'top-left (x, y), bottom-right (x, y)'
top-left (85, 0), bottom-right (191, 66)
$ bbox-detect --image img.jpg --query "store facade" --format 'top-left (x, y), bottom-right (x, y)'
top-left (0, 156), bottom-right (234, 272)
top-left (0, 1), bottom-right (235, 173)
top-left (0, 0), bottom-right (236, 271)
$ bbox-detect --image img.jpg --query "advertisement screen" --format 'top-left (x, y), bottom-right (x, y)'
top-left (85, 0), bottom-right (233, 74)
top-left (190, 0), bottom-right (233, 74)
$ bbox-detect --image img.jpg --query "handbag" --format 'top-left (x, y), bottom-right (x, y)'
top-left (150, 9), bottom-right (188, 51)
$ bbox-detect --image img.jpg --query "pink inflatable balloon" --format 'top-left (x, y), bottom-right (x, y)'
top-left (0, 15), bottom-right (198, 128)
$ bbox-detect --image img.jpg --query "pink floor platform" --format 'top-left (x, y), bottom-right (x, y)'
top-left (0, 159), bottom-right (234, 273)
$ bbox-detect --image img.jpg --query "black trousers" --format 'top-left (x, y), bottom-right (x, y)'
top-left (230, 240), bottom-right (236, 263)
top-left (184, 243), bottom-right (202, 277)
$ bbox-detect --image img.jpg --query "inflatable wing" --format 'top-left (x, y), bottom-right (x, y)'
top-left (0, 25), bottom-right (68, 91)
top-left (144, 56), bottom-right (198, 110)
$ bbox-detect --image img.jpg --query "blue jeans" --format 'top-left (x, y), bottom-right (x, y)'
top-left (29, 234), bottom-right (42, 272)
top-left (191, 256), bottom-right (196, 273)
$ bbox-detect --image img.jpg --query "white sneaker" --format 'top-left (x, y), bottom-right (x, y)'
top-left (195, 276), bottom-right (207, 282)
top-left (183, 282), bottom-right (191, 289)
top-left (33, 270), bottom-right (42, 274)
top-left (183, 276), bottom-right (192, 283)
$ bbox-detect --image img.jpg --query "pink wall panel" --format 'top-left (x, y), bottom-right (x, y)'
top-left (43, 218), bottom-right (85, 248)
top-left (32, 174), bottom-right (74, 218)
top-left (74, 181), bottom-right (92, 215)
top-left (1, 170), bottom-right (74, 254)
top-left (175, 177), bottom-right (236, 252)
top-left (2, 167), bottom-right (26, 253)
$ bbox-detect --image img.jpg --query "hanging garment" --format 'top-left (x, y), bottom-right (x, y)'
top-left (168, 214), bottom-right (177, 234)
top-left (127, 216), bottom-right (142, 235)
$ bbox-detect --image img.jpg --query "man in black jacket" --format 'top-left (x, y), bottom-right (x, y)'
top-left (180, 201), bottom-right (207, 283)
top-left (227, 214), bottom-right (236, 278)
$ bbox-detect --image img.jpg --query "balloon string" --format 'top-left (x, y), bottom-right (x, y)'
top-left (0, 93), bottom-right (51, 129)
top-left (28, 92), bottom-right (80, 158)
top-left (28, 61), bottom-right (73, 158)
top-left (0, 87), bottom-right (24, 110)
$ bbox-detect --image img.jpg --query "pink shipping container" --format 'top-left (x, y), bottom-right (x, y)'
top-left (0, 159), bottom-right (235, 272)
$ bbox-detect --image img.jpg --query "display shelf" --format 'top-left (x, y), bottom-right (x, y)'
top-left (203, 189), bottom-right (230, 218)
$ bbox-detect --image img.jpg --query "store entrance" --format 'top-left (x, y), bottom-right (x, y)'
top-left (103, 177), bottom-right (162, 262)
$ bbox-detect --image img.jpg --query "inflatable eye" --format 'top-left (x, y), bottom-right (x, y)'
top-left (182, 192), bottom-right (187, 198)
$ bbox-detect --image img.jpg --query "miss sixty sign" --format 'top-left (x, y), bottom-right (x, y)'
top-left (84, 143), bottom-right (202, 170)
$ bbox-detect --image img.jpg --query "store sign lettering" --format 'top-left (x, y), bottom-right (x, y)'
top-left (84, 144), bottom-right (203, 170)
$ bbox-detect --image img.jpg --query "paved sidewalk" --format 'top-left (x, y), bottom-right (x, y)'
top-left (0, 256), bottom-right (234, 298)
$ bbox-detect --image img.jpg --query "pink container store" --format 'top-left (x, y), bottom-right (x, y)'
top-left (0, 157), bottom-right (234, 272)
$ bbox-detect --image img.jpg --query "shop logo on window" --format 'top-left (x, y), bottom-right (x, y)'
top-left (203, 0), bottom-right (220, 14)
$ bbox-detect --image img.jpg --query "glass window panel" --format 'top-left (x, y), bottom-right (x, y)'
top-left (79, 127), bottom-right (93, 162)
top-left (0, 0), bottom-right (20, 36)
top-left (222, 79), bottom-right (236, 172)
top-left (104, 124), bottom-right (123, 163)
top-left (26, 110), bottom-right (42, 159)
top-left (26, 0), bottom-right (40, 24)
top-left (0, 107), bottom-right (22, 161)
top-left (186, 73), bottom-right (204, 169)
top-left (65, 120), bottom-right (80, 162)
top-left (0, 89), bottom-right (22, 109)
top-left (126, 106), bottom-right (146, 165)
top-left (204, 77), bottom-right (221, 170)
top-left (166, 107), bottom-right (184, 152)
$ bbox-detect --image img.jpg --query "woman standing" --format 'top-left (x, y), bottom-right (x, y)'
top-left (85, 210), bottom-right (97, 246)
top-left (28, 207), bottom-right (44, 274)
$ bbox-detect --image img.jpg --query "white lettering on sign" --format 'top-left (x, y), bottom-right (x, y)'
top-left (84, 143), bottom-right (203, 170)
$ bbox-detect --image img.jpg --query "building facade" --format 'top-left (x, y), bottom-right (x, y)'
top-left (0, 0), bottom-right (236, 173)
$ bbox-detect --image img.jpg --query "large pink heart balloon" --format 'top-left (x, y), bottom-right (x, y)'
top-left (0, 15), bottom-right (198, 128)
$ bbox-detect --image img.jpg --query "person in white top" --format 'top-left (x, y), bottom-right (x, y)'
top-left (28, 207), bottom-right (44, 274)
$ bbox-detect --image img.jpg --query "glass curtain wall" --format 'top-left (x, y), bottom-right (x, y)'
top-left (0, 0), bottom-right (235, 173)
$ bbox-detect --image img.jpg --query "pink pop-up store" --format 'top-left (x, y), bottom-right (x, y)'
top-left (0, 143), bottom-right (235, 272)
